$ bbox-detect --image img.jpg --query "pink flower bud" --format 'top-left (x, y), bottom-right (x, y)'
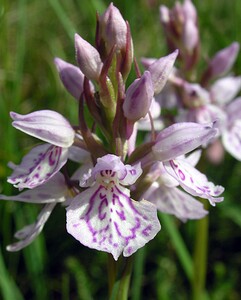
top-left (182, 19), bottom-right (199, 51)
top-left (99, 3), bottom-right (128, 53)
top-left (207, 42), bottom-right (240, 79)
top-left (123, 71), bottom-right (154, 121)
top-left (183, 0), bottom-right (197, 23)
top-left (54, 57), bottom-right (85, 100)
top-left (75, 33), bottom-right (103, 81)
top-left (159, 5), bottom-right (170, 23)
top-left (148, 50), bottom-right (178, 94)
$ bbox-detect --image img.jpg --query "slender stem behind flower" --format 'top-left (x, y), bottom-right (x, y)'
top-left (192, 200), bottom-right (209, 300)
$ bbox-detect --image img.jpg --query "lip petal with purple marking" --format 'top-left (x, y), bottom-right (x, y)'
top-left (66, 154), bottom-right (160, 260)
top-left (163, 159), bottom-right (224, 206)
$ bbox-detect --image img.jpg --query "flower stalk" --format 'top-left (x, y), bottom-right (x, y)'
top-left (192, 200), bottom-right (209, 300)
top-left (108, 255), bottom-right (133, 300)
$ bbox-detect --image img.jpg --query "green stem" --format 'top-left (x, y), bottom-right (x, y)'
top-left (160, 214), bottom-right (193, 281)
top-left (108, 254), bottom-right (118, 297)
top-left (116, 257), bottom-right (133, 300)
top-left (108, 255), bottom-right (133, 300)
top-left (131, 247), bottom-right (146, 300)
top-left (192, 201), bottom-right (209, 300)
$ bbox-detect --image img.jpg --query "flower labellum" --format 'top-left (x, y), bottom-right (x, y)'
top-left (66, 154), bottom-right (161, 260)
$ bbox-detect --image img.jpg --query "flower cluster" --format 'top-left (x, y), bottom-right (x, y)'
top-left (144, 0), bottom-right (241, 163)
top-left (1, 3), bottom-right (224, 260)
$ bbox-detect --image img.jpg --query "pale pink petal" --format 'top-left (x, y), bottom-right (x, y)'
top-left (143, 182), bottom-right (208, 222)
top-left (226, 97), bottom-right (241, 124)
top-left (210, 76), bottom-right (241, 105)
top-left (7, 203), bottom-right (56, 251)
top-left (70, 161), bottom-right (93, 185)
top-left (68, 146), bottom-right (91, 163)
top-left (147, 162), bottom-right (179, 188)
top-left (92, 155), bottom-right (126, 180)
top-left (120, 162), bottom-right (142, 185)
top-left (66, 183), bottom-right (160, 260)
top-left (0, 172), bottom-right (67, 203)
top-left (184, 150), bottom-right (201, 167)
top-left (153, 122), bottom-right (218, 161)
top-left (10, 110), bottom-right (75, 147)
top-left (164, 159), bottom-right (224, 206)
top-left (222, 120), bottom-right (241, 160)
top-left (127, 123), bottom-right (138, 156)
top-left (138, 98), bottom-right (163, 131)
top-left (141, 57), bottom-right (157, 69)
top-left (8, 144), bottom-right (68, 189)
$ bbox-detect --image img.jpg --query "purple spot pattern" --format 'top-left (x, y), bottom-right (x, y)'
top-left (67, 170), bottom-right (160, 260)
top-left (166, 160), bottom-right (224, 205)
top-left (8, 144), bottom-right (68, 189)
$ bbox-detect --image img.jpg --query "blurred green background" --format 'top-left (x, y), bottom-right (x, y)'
top-left (0, 0), bottom-right (241, 299)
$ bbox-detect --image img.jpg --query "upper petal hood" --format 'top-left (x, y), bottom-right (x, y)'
top-left (153, 122), bottom-right (218, 161)
top-left (10, 110), bottom-right (75, 147)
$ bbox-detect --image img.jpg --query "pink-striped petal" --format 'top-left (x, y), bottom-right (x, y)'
top-left (66, 183), bottom-right (160, 260)
top-left (7, 203), bottom-right (56, 251)
top-left (0, 172), bottom-right (67, 203)
top-left (143, 183), bottom-right (208, 222)
top-left (164, 159), bottom-right (224, 206)
top-left (8, 144), bottom-right (68, 189)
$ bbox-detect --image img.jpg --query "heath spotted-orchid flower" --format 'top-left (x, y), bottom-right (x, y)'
top-left (67, 154), bottom-right (160, 260)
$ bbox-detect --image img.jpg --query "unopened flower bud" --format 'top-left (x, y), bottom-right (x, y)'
top-left (54, 57), bottom-right (85, 100)
top-left (148, 50), bottom-right (178, 94)
top-left (75, 33), bottom-right (103, 81)
top-left (99, 3), bottom-right (128, 53)
top-left (123, 71), bottom-right (154, 121)
top-left (182, 19), bottom-right (199, 51)
top-left (183, 0), bottom-right (197, 23)
top-left (207, 42), bottom-right (239, 79)
top-left (159, 5), bottom-right (170, 23)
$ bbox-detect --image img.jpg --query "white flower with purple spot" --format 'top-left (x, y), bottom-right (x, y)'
top-left (66, 154), bottom-right (161, 260)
